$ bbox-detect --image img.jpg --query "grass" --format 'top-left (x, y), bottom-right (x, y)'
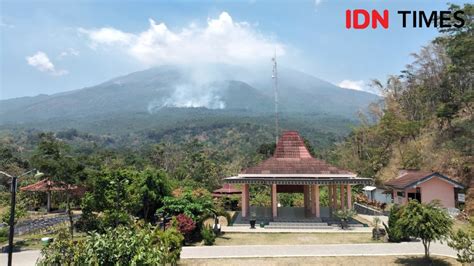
top-left (215, 232), bottom-right (379, 246)
top-left (0, 221), bottom-right (86, 250)
top-left (10, 232), bottom-right (87, 250)
top-left (179, 255), bottom-right (460, 265)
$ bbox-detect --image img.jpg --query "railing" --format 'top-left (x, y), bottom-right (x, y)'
top-left (353, 202), bottom-right (387, 216)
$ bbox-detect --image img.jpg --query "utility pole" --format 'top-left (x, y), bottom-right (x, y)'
top-left (0, 170), bottom-right (43, 266)
top-left (7, 176), bottom-right (17, 266)
top-left (272, 51), bottom-right (279, 144)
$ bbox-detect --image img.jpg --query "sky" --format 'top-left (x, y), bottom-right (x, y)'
top-left (0, 0), bottom-right (466, 99)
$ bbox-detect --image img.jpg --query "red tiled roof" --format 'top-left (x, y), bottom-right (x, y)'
top-left (385, 170), bottom-right (444, 189)
top-left (273, 131), bottom-right (312, 159)
top-left (20, 178), bottom-right (86, 195)
top-left (212, 184), bottom-right (241, 194)
top-left (241, 131), bottom-right (354, 176)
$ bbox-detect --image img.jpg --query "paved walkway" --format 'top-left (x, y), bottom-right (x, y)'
top-left (1, 250), bottom-right (40, 266)
top-left (1, 242), bottom-right (457, 265)
top-left (181, 242), bottom-right (457, 259)
top-left (222, 226), bottom-right (373, 233)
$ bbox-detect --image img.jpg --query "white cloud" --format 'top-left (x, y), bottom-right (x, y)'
top-left (59, 48), bottom-right (80, 58)
top-left (78, 27), bottom-right (133, 48)
top-left (78, 12), bottom-right (285, 66)
top-left (26, 51), bottom-right (68, 76)
top-left (314, 0), bottom-right (323, 6)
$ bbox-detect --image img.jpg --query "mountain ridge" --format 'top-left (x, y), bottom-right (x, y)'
top-left (0, 65), bottom-right (379, 126)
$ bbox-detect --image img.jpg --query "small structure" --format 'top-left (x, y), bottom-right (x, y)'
top-left (385, 170), bottom-right (465, 208)
top-left (212, 184), bottom-right (241, 198)
top-left (362, 186), bottom-right (392, 204)
top-left (20, 178), bottom-right (85, 212)
top-left (212, 184), bottom-right (242, 210)
top-left (225, 131), bottom-right (372, 220)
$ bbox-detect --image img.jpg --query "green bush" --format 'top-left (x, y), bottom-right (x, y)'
top-left (38, 223), bottom-right (184, 265)
top-left (383, 204), bottom-right (409, 242)
top-left (448, 227), bottom-right (473, 264)
top-left (37, 229), bottom-right (76, 265)
top-left (75, 209), bottom-right (102, 233)
top-left (157, 190), bottom-right (214, 222)
top-left (156, 227), bottom-right (184, 265)
top-left (0, 227), bottom-right (8, 243)
top-left (201, 225), bottom-right (216, 246)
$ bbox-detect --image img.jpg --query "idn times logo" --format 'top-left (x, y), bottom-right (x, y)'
top-left (345, 9), bottom-right (466, 29)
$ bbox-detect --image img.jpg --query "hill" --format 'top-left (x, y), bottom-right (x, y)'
top-left (0, 65), bottom-right (379, 127)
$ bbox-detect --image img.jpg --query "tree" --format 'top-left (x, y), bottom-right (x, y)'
top-left (157, 189), bottom-right (214, 222)
top-left (257, 143), bottom-right (276, 159)
top-left (383, 204), bottom-right (409, 242)
top-left (81, 168), bottom-right (135, 229)
top-left (31, 133), bottom-right (84, 237)
top-left (448, 219), bottom-right (473, 264)
top-left (398, 200), bottom-right (453, 258)
top-left (130, 168), bottom-right (171, 222)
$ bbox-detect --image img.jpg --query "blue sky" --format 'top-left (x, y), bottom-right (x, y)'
top-left (0, 0), bottom-right (465, 99)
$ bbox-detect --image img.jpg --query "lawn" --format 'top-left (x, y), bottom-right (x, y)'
top-left (1, 231), bottom-right (88, 250)
top-left (179, 255), bottom-right (460, 266)
top-left (215, 232), bottom-right (379, 246)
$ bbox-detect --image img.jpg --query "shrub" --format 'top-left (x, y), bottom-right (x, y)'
top-left (383, 204), bottom-right (409, 242)
top-left (448, 228), bottom-right (473, 264)
top-left (201, 225), bottom-right (216, 246)
top-left (172, 214), bottom-right (196, 243)
top-left (37, 229), bottom-right (76, 265)
top-left (75, 210), bottom-right (102, 233)
top-left (334, 209), bottom-right (356, 229)
top-left (0, 227), bottom-right (8, 243)
top-left (334, 209), bottom-right (356, 220)
top-left (38, 223), bottom-right (184, 265)
top-left (372, 217), bottom-right (381, 240)
top-left (156, 227), bottom-right (184, 265)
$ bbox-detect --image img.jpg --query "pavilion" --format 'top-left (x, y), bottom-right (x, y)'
top-left (225, 131), bottom-right (372, 220)
top-left (20, 178), bottom-right (85, 212)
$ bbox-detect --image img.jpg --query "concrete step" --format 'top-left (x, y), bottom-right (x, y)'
top-left (265, 221), bottom-right (332, 229)
top-left (270, 222), bottom-right (328, 226)
top-left (266, 225), bottom-right (333, 229)
top-left (329, 224), bottom-right (365, 228)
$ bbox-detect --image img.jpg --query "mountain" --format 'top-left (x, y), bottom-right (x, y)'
top-left (0, 65), bottom-right (379, 131)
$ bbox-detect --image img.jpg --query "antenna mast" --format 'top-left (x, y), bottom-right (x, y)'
top-left (272, 51), bottom-right (279, 143)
